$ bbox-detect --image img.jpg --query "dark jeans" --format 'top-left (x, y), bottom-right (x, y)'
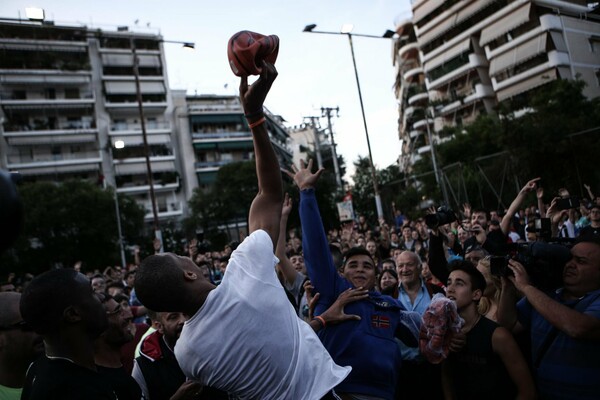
top-left (395, 360), bottom-right (443, 400)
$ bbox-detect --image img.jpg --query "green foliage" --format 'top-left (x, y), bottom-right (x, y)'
top-left (351, 157), bottom-right (404, 224)
top-left (409, 78), bottom-right (600, 211)
top-left (1, 180), bottom-right (145, 275)
top-left (186, 161), bottom-right (258, 249)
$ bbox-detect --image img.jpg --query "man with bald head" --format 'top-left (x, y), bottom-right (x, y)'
top-left (134, 63), bottom-right (350, 399)
top-left (0, 292), bottom-right (43, 399)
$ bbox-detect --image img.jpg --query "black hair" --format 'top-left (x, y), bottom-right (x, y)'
top-left (112, 293), bottom-right (129, 305)
top-left (135, 253), bottom-right (190, 312)
top-left (471, 208), bottom-right (490, 221)
top-left (342, 247), bottom-right (374, 269)
top-left (448, 260), bottom-right (486, 293)
top-left (379, 268), bottom-right (398, 282)
top-left (20, 269), bottom-right (89, 335)
top-left (107, 281), bottom-right (124, 290)
top-left (329, 245), bottom-right (343, 270)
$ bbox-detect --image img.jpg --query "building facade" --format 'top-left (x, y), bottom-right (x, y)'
top-left (0, 17), bottom-right (186, 224)
top-left (395, 0), bottom-right (600, 172)
top-left (179, 94), bottom-right (292, 192)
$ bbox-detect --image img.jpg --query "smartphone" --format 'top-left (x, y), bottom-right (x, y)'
top-left (555, 197), bottom-right (580, 210)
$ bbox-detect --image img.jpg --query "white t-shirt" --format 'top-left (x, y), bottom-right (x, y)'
top-left (175, 230), bottom-right (350, 400)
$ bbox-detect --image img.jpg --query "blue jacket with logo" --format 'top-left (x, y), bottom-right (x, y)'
top-left (300, 189), bottom-right (420, 400)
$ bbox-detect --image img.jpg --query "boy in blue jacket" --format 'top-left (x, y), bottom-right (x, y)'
top-left (287, 160), bottom-right (421, 400)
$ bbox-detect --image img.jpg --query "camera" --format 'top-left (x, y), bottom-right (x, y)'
top-left (490, 256), bottom-right (513, 277)
top-left (425, 206), bottom-right (458, 229)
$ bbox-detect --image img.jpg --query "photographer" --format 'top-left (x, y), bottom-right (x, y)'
top-left (497, 236), bottom-right (600, 399)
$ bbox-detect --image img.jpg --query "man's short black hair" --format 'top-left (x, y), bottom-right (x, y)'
top-left (471, 208), bottom-right (490, 220)
top-left (112, 293), bottom-right (129, 305)
top-left (107, 281), bottom-right (124, 290)
top-left (20, 269), bottom-right (90, 335)
top-left (329, 245), bottom-right (343, 270)
top-left (135, 253), bottom-right (190, 312)
top-left (342, 247), bottom-right (374, 269)
top-left (448, 260), bottom-right (486, 293)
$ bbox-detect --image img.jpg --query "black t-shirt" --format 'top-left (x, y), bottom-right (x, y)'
top-left (22, 357), bottom-right (118, 400)
top-left (97, 365), bottom-right (142, 400)
top-left (579, 225), bottom-right (600, 237)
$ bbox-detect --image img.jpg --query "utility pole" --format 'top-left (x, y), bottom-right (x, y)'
top-left (303, 116), bottom-right (323, 169)
top-left (321, 106), bottom-right (343, 190)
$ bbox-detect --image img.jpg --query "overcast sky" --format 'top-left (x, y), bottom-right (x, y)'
top-left (1, 0), bottom-right (413, 179)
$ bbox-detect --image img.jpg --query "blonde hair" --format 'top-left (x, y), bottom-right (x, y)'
top-left (476, 258), bottom-right (501, 316)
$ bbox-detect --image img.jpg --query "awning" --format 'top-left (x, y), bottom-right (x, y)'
top-left (0, 39), bottom-right (87, 53)
top-left (104, 81), bottom-right (165, 94)
top-left (412, 1), bottom-right (440, 24)
top-left (418, 0), bottom-right (495, 45)
top-left (190, 114), bottom-right (245, 124)
top-left (193, 140), bottom-right (253, 151)
top-left (549, 31), bottom-right (567, 52)
top-left (497, 68), bottom-right (557, 101)
top-left (424, 38), bottom-right (471, 72)
top-left (489, 33), bottom-right (548, 76)
top-left (480, 2), bottom-right (532, 46)
top-left (101, 54), bottom-right (161, 67)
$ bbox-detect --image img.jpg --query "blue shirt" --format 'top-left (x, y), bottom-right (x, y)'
top-left (398, 279), bottom-right (431, 361)
top-left (517, 288), bottom-right (600, 399)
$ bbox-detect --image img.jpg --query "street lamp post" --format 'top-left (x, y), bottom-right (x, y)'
top-left (108, 141), bottom-right (127, 268)
top-left (129, 37), bottom-right (194, 252)
top-left (321, 106), bottom-right (343, 190)
top-left (303, 24), bottom-right (395, 220)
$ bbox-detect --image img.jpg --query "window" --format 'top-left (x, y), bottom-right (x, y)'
top-left (595, 69), bottom-right (600, 86)
top-left (589, 37), bottom-right (600, 53)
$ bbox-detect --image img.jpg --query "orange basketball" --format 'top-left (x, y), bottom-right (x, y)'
top-left (227, 31), bottom-right (279, 77)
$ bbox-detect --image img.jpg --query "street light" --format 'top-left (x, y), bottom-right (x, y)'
top-left (424, 106), bottom-right (450, 206)
top-left (130, 36), bottom-right (195, 252)
top-left (303, 23), bottom-right (395, 220)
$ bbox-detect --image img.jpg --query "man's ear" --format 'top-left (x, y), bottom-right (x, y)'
top-left (183, 270), bottom-right (198, 281)
top-left (156, 321), bottom-right (165, 335)
top-left (63, 306), bottom-right (82, 323)
top-left (472, 289), bottom-right (483, 302)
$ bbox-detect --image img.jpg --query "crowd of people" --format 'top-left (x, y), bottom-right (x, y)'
top-left (1, 63), bottom-right (600, 400)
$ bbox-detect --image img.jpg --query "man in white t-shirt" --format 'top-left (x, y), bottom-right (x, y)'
top-left (134, 62), bottom-right (350, 400)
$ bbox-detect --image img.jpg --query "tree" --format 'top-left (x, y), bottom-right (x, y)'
top-left (0, 180), bottom-right (145, 275)
top-left (351, 157), bottom-right (404, 224)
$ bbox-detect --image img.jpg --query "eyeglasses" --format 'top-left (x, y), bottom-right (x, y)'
top-left (106, 305), bottom-right (123, 316)
top-left (0, 320), bottom-right (33, 332)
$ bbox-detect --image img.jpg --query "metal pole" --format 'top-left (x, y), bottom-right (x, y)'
top-left (321, 106), bottom-right (343, 190)
top-left (346, 34), bottom-right (383, 220)
top-left (424, 107), bottom-right (449, 205)
top-left (131, 38), bottom-right (162, 251)
top-left (108, 147), bottom-right (127, 268)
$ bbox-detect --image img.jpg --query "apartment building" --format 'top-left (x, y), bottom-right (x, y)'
top-left (0, 17), bottom-right (186, 222)
top-left (395, 0), bottom-right (600, 172)
top-left (178, 94), bottom-right (293, 191)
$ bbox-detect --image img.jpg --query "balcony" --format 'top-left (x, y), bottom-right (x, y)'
top-left (403, 66), bottom-right (424, 82)
top-left (410, 130), bottom-right (424, 139)
top-left (463, 83), bottom-right (495, 104)
top-left (188, 103), bottom-right (244, 114)
top-left (408, 91), bottom-right (429, 106)
top-left (0, 70), bottom-right (91, 85)
top-left (3, 128), bottom-right (98, 146)
top-left (194, 160), bottom-right (232, 171)
top-left (398, 41), bottom-right (419, 60)
top-left (144, 201), bottom-right (184, 221)
top-left (0, 91), bottom-right (95, 109)
top-left (192, 131), bottom-right (251, 141)
top-left (113, 155), bottom-right (176, 175)
top-left (117, 179), bottom-right (180, 195)
top-left (417, 144), bottom-right (432, 155)
top-left (7, 152), bottom-right (102, 175)
top-left (428, 53), bottom-right (487, 90)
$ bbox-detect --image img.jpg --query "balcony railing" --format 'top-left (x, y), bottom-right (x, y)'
top-left (7, 151), bottom-right (100, 165)
top-left (3, 120), bottom-right (96, 132)
top-left (110, 122), bottom-right (171, 131)
top-left (0, 91), bottom-right (94, 101)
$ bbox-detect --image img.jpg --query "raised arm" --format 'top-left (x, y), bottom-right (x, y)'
top-left (500, 178), bottom-right (539, 235)
top-left (239, 62), bottom-right (282, 247)
top-left (286, 160), bottom-right (342, 309)
top-left (275, 193), bottom-right (299, 285)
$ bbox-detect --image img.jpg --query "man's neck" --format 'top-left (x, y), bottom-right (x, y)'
top-left (94, 341), bottom-right (123, 368)
top-left (458, 303), bottom-right (480, 327)
top-left (45, 333), bottom-right (97, 371)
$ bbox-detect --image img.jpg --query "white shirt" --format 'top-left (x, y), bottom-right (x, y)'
top-left (175, 230), bottom-right (350, 400)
